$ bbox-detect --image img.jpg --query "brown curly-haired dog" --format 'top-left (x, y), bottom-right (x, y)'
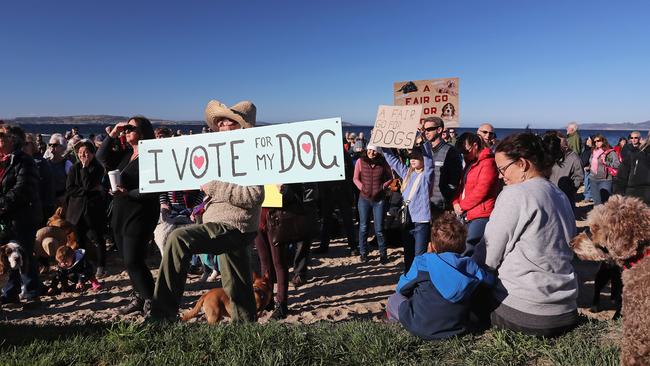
top-left (571, 195), bottom-right (650, 366)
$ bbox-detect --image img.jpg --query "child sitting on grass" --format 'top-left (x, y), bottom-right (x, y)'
top-left (386, 212), bottom-right (494, 340)
top-left (46, 246), bottom-right (102, 295)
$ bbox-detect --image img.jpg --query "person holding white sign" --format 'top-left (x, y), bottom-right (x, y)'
top-left (149, 100), bottom-right (264, 322)
top-left (383, 147), bottom-right (433, 273)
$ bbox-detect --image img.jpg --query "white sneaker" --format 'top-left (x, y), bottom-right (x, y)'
top-left (207, 270), bottom-right (220, 282)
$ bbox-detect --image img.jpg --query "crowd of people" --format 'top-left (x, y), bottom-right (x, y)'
top-left (1, 112), bottom-right (649, 338)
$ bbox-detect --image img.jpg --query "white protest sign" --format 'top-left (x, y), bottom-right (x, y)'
top-left (369, 105), bottom-right (422, 149)
top-left (138, 118), bottom-right (344, 193)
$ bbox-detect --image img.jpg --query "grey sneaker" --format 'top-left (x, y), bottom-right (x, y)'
top-left (95, 267), bottom-right (107, 279)
top-left (118, 296), bottom-right (144, 315)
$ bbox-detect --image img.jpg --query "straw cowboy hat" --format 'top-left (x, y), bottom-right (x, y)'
top-left (204, 100), bottom-right (256, 130)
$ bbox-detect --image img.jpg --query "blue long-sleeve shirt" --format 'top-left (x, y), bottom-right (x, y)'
top-left (396, 251), bottom-right (494, 340)
top-left (383, 149), bottom-right (433, 223)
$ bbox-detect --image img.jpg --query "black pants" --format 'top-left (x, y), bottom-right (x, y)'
top-left (319, 193), bottom-right (356, 251)
top-left (114, 228), bottom-right (155, 300)
top-left (75, 215), bottom-right (106, 268)
top-left (292, 240), bottom-right (312, 278)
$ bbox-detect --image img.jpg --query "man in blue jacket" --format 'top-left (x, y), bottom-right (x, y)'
top-left (386, 212), bottom-right (494, 340)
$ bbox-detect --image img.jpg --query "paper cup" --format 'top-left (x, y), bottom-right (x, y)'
top-left (108, 170), bottom-right (121, 192)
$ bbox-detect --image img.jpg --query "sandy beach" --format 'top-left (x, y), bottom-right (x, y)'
top-left (1, 199), bottom-right (616, 326)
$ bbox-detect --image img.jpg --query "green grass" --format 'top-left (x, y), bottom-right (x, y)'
top-left (0, 318), bottom-right (620, 366)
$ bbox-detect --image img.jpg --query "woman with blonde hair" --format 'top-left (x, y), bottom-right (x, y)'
top-left (383, 146), bottom-right (433, 272)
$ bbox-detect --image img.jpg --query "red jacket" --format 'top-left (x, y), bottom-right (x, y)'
top-left (452, 148), bottom-right (498, 221)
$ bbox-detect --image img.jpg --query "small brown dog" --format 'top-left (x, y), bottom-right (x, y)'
top-left (35, 207), bottom-right (78, 258)
top-left (570, 195), bottom-right (650, 366)
top-left (181, 272), bottom-right (273, 324)
top-left (47, 207), bottom-right (78, 248)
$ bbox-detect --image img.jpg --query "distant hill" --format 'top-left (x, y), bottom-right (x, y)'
top-left (580, 120), bottom-right (650, 131)
top-left (5, 115), bottom-right (192, 126)
top-left (3, 115), bottom-right (361, 127)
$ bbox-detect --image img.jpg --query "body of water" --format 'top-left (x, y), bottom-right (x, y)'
top-left (15, 122), bottom-right (643, 146)
top-left (344, 126), bottom-right (643, 146)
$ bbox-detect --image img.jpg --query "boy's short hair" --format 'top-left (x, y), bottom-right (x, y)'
top-left (55, 246), bottom-right (75, 263)
top-left (430, 212), bottom-right (467, 254)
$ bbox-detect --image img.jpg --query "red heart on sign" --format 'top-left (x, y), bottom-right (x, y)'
top-left (193, 155), bottom-right (205, 170)
top-left (301, 143), bottom-right (312, 154)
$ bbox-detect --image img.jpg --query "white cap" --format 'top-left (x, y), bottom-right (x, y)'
top-left (366, 144), bottom-right (382, 153)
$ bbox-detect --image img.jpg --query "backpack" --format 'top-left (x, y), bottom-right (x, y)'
top-left (602, 149), bottom-right (618, 177)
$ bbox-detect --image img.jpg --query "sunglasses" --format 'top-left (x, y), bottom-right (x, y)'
top-left (480, 130), bottom-right (495, 137)
top-left (496, 160), bottom-right (518, 175)
top-left (424, 126), bottom-right (441, 132)
top-left (594, 139), bottom-right (602, 142)
top-left (630, 136), bottom-right (640, 140)
top-left (48, 143), bottom-right (60, 148)
top-left (123, 125), bottom-right (137, 133)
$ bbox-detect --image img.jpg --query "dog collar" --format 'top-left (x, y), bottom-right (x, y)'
top-left (624, 248), bottom-right (650, 270)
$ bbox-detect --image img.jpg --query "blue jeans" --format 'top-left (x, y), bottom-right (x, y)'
top-left (358, 197), bottom-right (386, 256)
top-left (403, 222), bottom-right (431, 273)
top-left (590, 178), bottom-right (612, 206)
top-left (583, 173), bottom-right (592, 200)
top-left (463, 218), bottom-right (489, 257)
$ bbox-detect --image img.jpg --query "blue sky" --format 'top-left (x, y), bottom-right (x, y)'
top-left (1, 0), bottom-right (649, 128)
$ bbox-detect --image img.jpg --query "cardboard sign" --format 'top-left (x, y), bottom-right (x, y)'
top-left (393, 77), bottom-right (460, 127)
top-left (370, 105), bottom-right (422, 149)
top-left (138, 118), bottom-right (344, 193)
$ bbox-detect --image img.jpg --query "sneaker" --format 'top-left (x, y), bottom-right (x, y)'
top-left (142, 312), bottom-right (178, 325)
top-left (95, 267), bottom-right (107, 279)
top-left (118, 296), bottom-right (144, 315)
top-left (22, 296), bottom-right (43, 310)
top-left (207, 270), bottom-right (220, 282)
top-left (142, 299), bottom-right (152, 316)
top-left (270, 302), bottom-right (289, 320)
top-left (291, 275), bottom-right (306, 287)
top-left (380, 255), bottom-right (389, 265)
top-left (90, 279), bottom-right (102, 291)
top-left (360, 254), bottom-right (369, 263)
top-left (1, 294), bottom-right (21, 306)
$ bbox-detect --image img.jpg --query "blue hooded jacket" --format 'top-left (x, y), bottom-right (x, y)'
top-left (396, 252), bottom-right (494, 340)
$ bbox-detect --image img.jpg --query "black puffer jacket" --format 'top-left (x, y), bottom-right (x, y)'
top-left (0, 150), bottom-right (43, 240)
top-left (614, 146), bottom-right (650, 205)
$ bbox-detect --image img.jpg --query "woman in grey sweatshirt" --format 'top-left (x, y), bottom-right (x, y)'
top-left (480, 132), bottom-right (578, 337)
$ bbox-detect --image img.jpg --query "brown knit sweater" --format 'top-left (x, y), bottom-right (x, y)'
top-left (202, 180), bottom-right (264, 234)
